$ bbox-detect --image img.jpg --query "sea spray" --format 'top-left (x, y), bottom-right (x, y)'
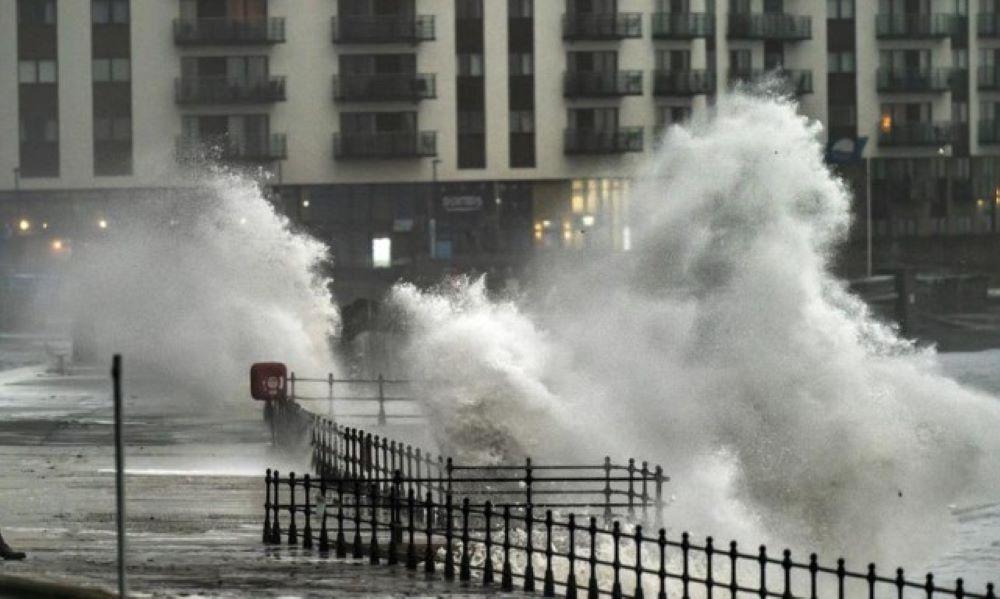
top-left (63, 172), bottom-right (339, 408)
top-left (390, 91), bottom-right (1000, 569)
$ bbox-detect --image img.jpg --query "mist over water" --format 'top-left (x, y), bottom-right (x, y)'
top-left (390, 91), bottom-right (1000, 568)
top-left (64, 172), bottom-right (339, 407)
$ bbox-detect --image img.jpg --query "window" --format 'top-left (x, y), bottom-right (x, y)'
top-left (94, 116), bottom-right (131, 141)
top-left (456, 0), bottom-right (484, 18)
top-left (509, 53), bottom-right (533, 75)
top-left (372, 237), bottom-right (392, 268)
top-left (458, 111), bottom-right (486, 133)
top-left (828, 51), bottom-right (856, 73)
top-left (509, 110), bottom-right (535, 132)
top-left (18, 60), bottom-right (57, 84)
top-left (19, 114), bottom-right (58, 142)
top-left (92, 0), bottom-right (129, 24)
top-left (827, 0), bottom-right (854, 18)
top-left (18, 0), bottom-right (55, 24)
top-left (458, 53), bottom-right (484, 76)
top-left (93, 58), bottom-right (130, 82)
top-left (508, 0), bottom-right (532, 17)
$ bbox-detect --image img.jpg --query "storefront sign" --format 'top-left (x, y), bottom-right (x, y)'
top-left (441, 195), bottom-right (483, 212)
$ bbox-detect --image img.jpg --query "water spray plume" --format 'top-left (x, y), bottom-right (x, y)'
top-left (391, 91), bottom-right (1000, 570)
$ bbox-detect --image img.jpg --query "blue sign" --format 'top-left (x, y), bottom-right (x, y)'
top-left (826, 136), bottom-right (868, 164)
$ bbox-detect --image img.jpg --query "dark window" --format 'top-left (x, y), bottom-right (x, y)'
top-left (18, 0), bottom-right (56, 25)
top-left (92, 0), bottom-right (129, 24)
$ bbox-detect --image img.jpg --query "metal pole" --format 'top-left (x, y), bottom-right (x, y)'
top-left (430, 158), bottom-right (441, 259)
top-left (111, 354), bottom-right (127, 598)
top-left (866, 157), bottom-right (873, 278)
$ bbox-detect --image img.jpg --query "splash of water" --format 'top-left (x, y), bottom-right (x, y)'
top-left (390, 91), bottom-right (1000, 568)
top-left (63, 171), bottom-right (339, 408)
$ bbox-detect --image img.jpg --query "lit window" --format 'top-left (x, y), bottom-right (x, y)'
top-left (37, 60), bottom-right (56, 83)
top-left (372, 237), bottom-right (392, 268)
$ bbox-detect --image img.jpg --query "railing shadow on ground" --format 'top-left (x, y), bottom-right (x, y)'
top-left (261, 384), bottom-right (996, 598)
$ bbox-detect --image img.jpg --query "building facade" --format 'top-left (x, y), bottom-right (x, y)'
top-left (0, 0), bottom-right (999, 301)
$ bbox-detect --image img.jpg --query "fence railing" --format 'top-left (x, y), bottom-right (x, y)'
top-left (287, 373), bottom-right (419, 424)
top-left (262, 469), bottom-right (996, 599)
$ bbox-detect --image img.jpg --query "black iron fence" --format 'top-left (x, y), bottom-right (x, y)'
top-left (287, 373), bottom-right (420, 424)
top-left (262, 469), bottom-right (996, 599)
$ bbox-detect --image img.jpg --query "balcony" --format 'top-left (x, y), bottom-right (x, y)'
top-left (563, 71), bottom-right (643, 98)
top-left (564, 128), bottom-right (643, 154)
top-left (174, 77), bottom-right (286, 105)
top-left (652, 12), bottom-right (714, 39)
top-left (876, 68), bottom-right (954, 93)
top-left (333, 131), bottom-right (437, 159)
top-left (877, 122), bottom-right (954, 147)
top-left (728, 69), bottom-right (812, 95)
top-left (176, 134), bottom-right (287, 162)
top-left (875, 14), bottom-right (962, 39)
top-left (980, 120), bottom-right (1000, 144)
top-left (562, 13), bottom-right (642, 40)
top-left (727, 13), bottom-right (811, 41)
top-left (173, 18), bottom-right (285, 45)
top-left (333, 73), bottom-right (435, 102)
top-left (980, 66), bottom-right (1000, 90)
top-left (331, 15), bottom-right (434, 44)
top-left (653, 70), bottom-right (715, 96)
top-left (979, 13), bottom-right (1000, 37)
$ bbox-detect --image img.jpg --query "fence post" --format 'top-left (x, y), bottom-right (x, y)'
top-left (758, 546), bottom-right (768, 599)
top-left (263, 469), bottom-right (272, 544)
top-left (895, 569), bottom-right (905, 599)
top-left (302, 474), bottom-right (313, 549)
top-left (731, 542), bottom-right (740, 599)
top-left (444, 494), bottom-right (455, 580)
top-left (328, 372), bottom-right (334, 419)
top-left (544, 510), bottom-right (555, 597)
top-left (524, 505), bottom-right (536, 592)
top-left (336, 478), bottom-right (346, 558)
top-left (603, 456), bottom-right (613, 523)
top-left (424, 492), bottom-right (436, 574)
top-left (319, 477), bottom-right (329, 554)
top-left (634, 525), bottom-right (644, 599)
top-left (810, 554), bottom-right (819, 599)
top-left (390, 441), bottom-right (398, 481)
top-left (987, 582), bottom-right (995, 599)
top-left (382, 439), bottom-right (390, 492)
top-left (406, 488), bottom-right (417, 570)
top-left (377, 374), bottom-right (387, 425)
top-left (705, 537), bottom-right (715, 599)
top-left (290, 371), bottom-right (296, 401)
top-left (782, 549), bottom-right (792, 599)
top-left (373, 435), bottom-right (381, 483)
top-left (588, 517), bottom-right (599, 599)
top-left (393, 470), bottom-right (403, 544)
top-left (611, 521), bottom-right (622, 599)
top-left (484, 501), bottom-right (495, 586)
top-left (271, 470), bottom-right (281, 544)
top-left (437, 455), bottom-right (446, 507)
top-left (287, 472), bottom-right (298, 546)
top-left (627, 458), bottom-right (636, 518)
top-left (866, 564), bottom-right (877, 599)
top-left (388, 478), bottom-right (399, 566)
top-left (925, 573), bottom-right (934, 599)
top-left (446, 457), bottom-right (454, 497)
top-left (460, 497), bottom-right (471, 582)
top-left (658, 530), bottom-right (668, 599)
top-left (415, 448), bottom-right (423, 504)
top-left (406, 445), bottom-right (414, 493)
top-left (370, 483), bottom-right (381, 565)
top-left (566, 513), bottom-right (578, 599)
top-left (501, 506), bottom-right (513, 591)
top-left (641, 461), bottom-right (649, 523)
top-left (525, 457), bottom-right (533, 507)
top-left (655, 465), bottom-right (664, 528)
top-left (352, 480), bottom-right (364, 559)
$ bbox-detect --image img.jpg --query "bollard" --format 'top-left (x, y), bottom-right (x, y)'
top-left (425, 492), bottom-right (435, 574)
top-left (302, 475), bottom-right (313, 549)
top-left (287, 472), bottom-right (298, 546)
top-left (352, 480), bottom-right (364, 559)
top-left (444, 494), bottom-right (455, 580)
top-left (524, 504), bottom-right (536, 592)
top-left (566, 514), bottom-right (578, 599)
top-left (406, 489), bottom-right (417, 570)
top-left (370, 483), bottom-right (380, 565)
top-left (611, 521), bottom-right (622, 599)
top-left (263, 469), bottom-right (272, 544)
top-left (336, 479), bottom-right (347, 558)
top-left (460, 498), bottom-right (471, 582)
top-left (501, 506), bottom-right (513, 591)
top-left (543, 510), bottom-right (554, 597)
top-left (484, 501), bottom-right (495, 586)
top-left (634, 526), bottom-right (643, 599)
top-left (587, 517), bottom-right (599, 599)
top-left (271, 470), bottom-right (281, 544)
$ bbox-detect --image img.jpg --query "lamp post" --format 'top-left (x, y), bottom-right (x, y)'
top-left (939, 143), bottom-right (953, 235)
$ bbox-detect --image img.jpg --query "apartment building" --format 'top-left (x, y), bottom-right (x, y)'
top-left (0, 0), bottom-right (997, 298)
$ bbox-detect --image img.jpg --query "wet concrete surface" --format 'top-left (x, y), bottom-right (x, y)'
top-left (0, 363), bottom-right (526, 597)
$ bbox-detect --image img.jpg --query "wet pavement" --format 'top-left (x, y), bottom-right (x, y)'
top-left (0, 359), bottom-right (527, 597)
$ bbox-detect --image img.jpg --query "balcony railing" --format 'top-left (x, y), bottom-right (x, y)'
top-left (333, 131), bottom-right (437, 159)
top-left (174, 76), bottom-right (286, 105)
top-left (979, 120), bottom-right (1000, 144)
top-left (651, 12), bottom-right (713, 38)
top-left (727, 13), bottom-right (812, 41)
top-left (876, 68), bottom-right (954, 93)
top-left (173, 18), bottom-right (285, 45)
top-left (562, 13), bottom-right (642, 40)
top-left (875, 13), bottom-right (962, 38)
top-left (653, 70), bottom-right (715, 96)
top-left (330, 15), bottom-right (435, 44)
top-left (728, 69), bottom-right (813, 95)
top-left (176, 133), bottom-right (287, 162)
top-left (878, 122), bottom-right (954, 146)
top-left (564, 128), bottom-right (643, 154)
top-left (332, 73), bottom-right (436, 102)
top-left (980, 66), bottom-right (1000, 90)
top-left (979, 13), bottom-right (1000, 37)
top-left (563, 71), bottom-right (643, 97)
